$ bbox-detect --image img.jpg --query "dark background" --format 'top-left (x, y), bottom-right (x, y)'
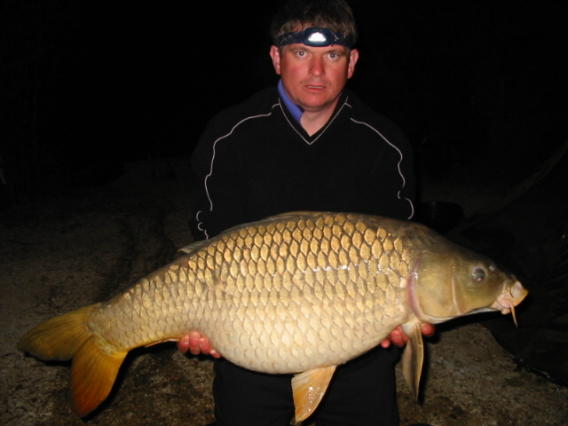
top-left (1, 0), bottom-right (567, 387)
top-left (1, 1), bottom-right (566, 198)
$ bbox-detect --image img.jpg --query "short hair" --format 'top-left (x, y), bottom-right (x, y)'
top-left (270, 0), bottom-right (358, 47)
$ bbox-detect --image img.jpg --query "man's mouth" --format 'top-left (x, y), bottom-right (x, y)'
top-left (305, 83), bottom-right (325, 90)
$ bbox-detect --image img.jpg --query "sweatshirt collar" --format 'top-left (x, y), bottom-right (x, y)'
top-left (277, 79), bottom-right (303, 123)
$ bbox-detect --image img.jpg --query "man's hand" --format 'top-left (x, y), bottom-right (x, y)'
top-left (177, 331), bottom-right (221, 358)
top-left (380, 323), bottom-right (435, 348)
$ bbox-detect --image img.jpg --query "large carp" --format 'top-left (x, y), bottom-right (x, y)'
top-left (19, 211), bottom-right (527, 422)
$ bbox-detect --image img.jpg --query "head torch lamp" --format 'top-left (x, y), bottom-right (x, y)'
top-left (276, 27), bottom-right (354, 48)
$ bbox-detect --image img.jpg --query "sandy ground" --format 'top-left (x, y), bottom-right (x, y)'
top-left (2, 159), bottom-right (567, 426)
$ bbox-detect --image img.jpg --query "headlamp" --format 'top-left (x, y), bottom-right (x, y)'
top-left (276, 27), bottom-right (354, 48)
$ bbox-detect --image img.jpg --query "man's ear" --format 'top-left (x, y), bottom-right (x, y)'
top-left (347, 48), bottom-right (359, 79)
top-left (269, 45), bottom-right (282, 75)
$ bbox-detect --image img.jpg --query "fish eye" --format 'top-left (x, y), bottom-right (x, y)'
top-left (472, 266), bottom-right (486, 282)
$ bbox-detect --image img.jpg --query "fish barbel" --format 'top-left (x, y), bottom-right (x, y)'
top-left (18, 211), bottom-right (528, 422)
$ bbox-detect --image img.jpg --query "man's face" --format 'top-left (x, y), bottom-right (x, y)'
top-left (270, 42), bottom-right (359, 114)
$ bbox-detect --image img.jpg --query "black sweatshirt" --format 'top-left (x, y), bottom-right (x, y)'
top-left (190, 87), bottom-right (415, 240)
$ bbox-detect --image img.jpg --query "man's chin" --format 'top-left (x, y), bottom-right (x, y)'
top-left (298, 98), bottom-right (338, 114)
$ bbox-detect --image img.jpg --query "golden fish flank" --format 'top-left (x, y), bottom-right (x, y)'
top-left (18, 211), bottom-right (528, 423)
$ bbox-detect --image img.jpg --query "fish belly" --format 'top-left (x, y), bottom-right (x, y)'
top-left (88, 212), bottom-right (413, 373)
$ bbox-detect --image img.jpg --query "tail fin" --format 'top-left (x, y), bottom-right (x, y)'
top-left (18, 304), bottom-right (128, 417)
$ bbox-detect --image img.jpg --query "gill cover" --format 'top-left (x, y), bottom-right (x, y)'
top-left (411, 243), bottom-right (517, 322)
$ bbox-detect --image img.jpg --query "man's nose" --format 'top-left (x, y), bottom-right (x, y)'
top-left (309, 55), bottom-right (324, 76)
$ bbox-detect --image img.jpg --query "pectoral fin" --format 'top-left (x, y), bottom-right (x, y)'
top-left (401, 322), bottom-right (425, 399)
top-left (291, 365), bottom-right (336, 423)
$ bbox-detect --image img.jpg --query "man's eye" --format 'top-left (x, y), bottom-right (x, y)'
top-left (327, 51), bottom-right (343, 61)
top-left (295, 50), bottom-right (307, 57)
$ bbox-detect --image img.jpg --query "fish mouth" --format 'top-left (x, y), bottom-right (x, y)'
top-left (491, 281), bottom-right (528, 314)
top-left (491, 280), bottom-right (528, 326)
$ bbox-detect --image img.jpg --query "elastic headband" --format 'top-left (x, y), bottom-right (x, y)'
top-left (276, 27), bottom-right (354, 48)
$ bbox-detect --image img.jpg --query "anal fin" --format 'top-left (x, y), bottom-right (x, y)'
top-left (291, 365), bottom-right (336, 423)
top-left (70, 336), bottom-right (127, 417)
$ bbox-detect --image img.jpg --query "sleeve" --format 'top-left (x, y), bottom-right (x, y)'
top-left (347, 92), bottom-right (417, 221)
top-left (189, 114), bottom-right (249, 240)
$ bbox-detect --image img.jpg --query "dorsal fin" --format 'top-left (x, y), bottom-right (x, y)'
top-left (214, 212), bottom-right (326, 237)
top-left (177, 239), bottom-right (210, 255)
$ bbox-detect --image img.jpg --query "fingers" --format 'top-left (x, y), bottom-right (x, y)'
top-left (188, 331), bottom-right (203, 356)
top-left (177, 331), bottom-right (221, 358)
top-left (378, 326), bottom-right (405, 349)
top-left (421, 323), bottom-right (436, 337)
top-left (381, 323), bottom-right (436, 349)
top-left (177, 334), bottom-right (191, 354)
top-left (390, 326), bottom-right (408, 347)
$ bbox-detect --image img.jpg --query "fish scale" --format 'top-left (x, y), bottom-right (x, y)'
top-left (19, 211), bottom-right (528, 421)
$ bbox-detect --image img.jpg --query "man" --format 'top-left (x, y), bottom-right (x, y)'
top-left (179, 1), bottom-right (433, 424)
